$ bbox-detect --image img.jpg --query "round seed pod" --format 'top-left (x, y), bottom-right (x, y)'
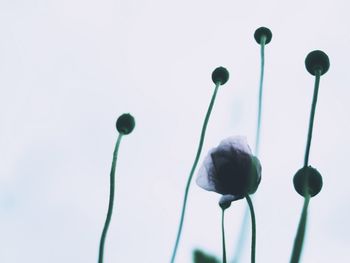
top-left (212, 67), bottom-right (229, 85)
top-left (254, 27), bottom-right (272, 45)
top-left (305, 50), bottom-right (330, 76)
top-left (293, 166), bottom-right (323, 197)
top-left (116, 113), bottom-right (135, 135)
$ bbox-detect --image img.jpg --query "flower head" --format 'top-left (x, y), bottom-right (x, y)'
top-left (196, 136), bottom-right (261, 201)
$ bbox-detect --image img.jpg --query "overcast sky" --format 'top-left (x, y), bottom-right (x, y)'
top-left (1, 0), bottom-right (350, 262)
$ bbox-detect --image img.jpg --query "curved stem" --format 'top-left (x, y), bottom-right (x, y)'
top-left (290, 195), bottom-right (310, 263)
top-left (221, 209), bottom-right (227, 263)
top-left (246, 195), bottom-right (256, 263)
top-left (255, 35), bottom-right (266, 156)
top-left (304, 71), bottom-right (321, 167)
top-left (170, 83), bottom-right (221, 263)
top-left (98, 134), bottom-right (123, 263)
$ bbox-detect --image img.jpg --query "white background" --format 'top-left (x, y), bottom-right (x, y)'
top-left (1, 0), bottom-right (349, 262)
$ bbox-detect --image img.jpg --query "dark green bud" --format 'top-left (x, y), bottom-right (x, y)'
top-left (116, 113), bottom-right (135, 135)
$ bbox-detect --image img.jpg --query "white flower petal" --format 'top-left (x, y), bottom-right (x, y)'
top-left (219, 136), bottom-right (252, 155)
top-left (196, 149), bottom-right (216, 191)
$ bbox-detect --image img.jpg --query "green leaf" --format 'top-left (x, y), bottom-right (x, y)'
top-left (193, 249), bottom-right (219, 263)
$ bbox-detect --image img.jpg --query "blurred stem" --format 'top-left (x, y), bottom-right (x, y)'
top-left (232, 208), bottom-right (249, 263)
top-left (233, 36), bottom-right (266, 263)
top-left (98, 134), bottom-right (123, 263)
top-left (246, 195), bottom-right (256, 263)
top-left (170, 83), bottom-right (221, 263)
top-left (222, 209), bottom-right (227, 263)
top-left (304, 70), bottom-right (321, 167)
top-left (290, 195), bottom-right (310, 263)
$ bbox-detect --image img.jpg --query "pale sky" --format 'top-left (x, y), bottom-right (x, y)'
top-left (1, 0), bottom-right (350, 262)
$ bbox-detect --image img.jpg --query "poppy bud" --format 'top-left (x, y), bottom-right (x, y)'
top-left (196, 136), bottom-right (261, 201)
top-left (293, 166), bottom-right (323, 197)
top-left (212, 67), bottom-right (229, 85)
top-left (305, 50), bottom-right (330, 76)
top-left (219, 195), bottom-right (235, 210)
top-left (254, 27), bottom-right (272, 45)
top-left (116, 113), bottom-right (135, 135)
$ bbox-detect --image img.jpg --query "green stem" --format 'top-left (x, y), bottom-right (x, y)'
top-left (255, 35), bottom-right (266, 156)
top-left (290, 195), bottom-right (310, 263)
top-left (222, 209), bottom-right (227, 263)
top-left (246, 195), bottom-right (256, 263)
top-left (170, 83), bottom-right (221, 263)
top-left (290, 70), bottom-right (321, 263)
top-left (98, 134), bottom-right (123, 263)
top-left (304, 70), bottom-right (321, 167)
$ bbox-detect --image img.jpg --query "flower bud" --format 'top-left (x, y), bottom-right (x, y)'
top-left (254, 27), bottom-right (272, 45)
top-left (212, 67), bottom-right (229, 85)
top-left (219, 195), bottom-right (235, 210)
top-left (196, 136), bottom-right (261, 201)
top-left (116, 113), bottom-right (135, 135)
top-left (305, 50), bottom-right (330, 76)
top-left (293, 166), bottom-right (323, 197)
